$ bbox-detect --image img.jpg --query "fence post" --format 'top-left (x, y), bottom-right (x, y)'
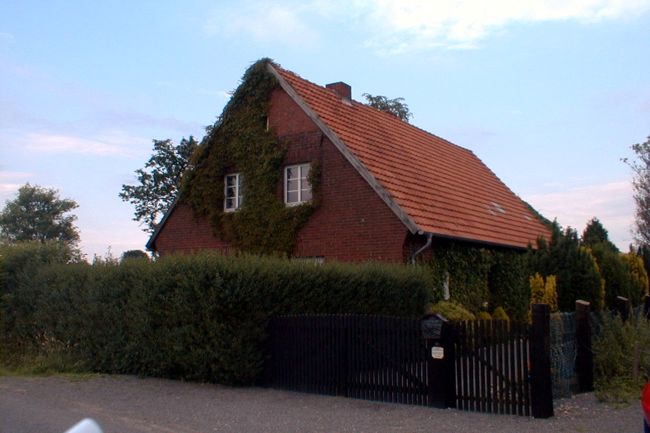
top-left (442, 320), bottom-right (456, 408)
top-left (530, 303), bottom-right (554, 418)
top-left (575, 300), bottom-right (593, 392)
top-left (644, 295), bottom-right (650, 320)
top-left (615, 296), bottom-right (630, 322)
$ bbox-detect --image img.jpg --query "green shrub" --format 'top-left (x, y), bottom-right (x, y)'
top-left (426, 300), bottom-right (476, 321)
top-left (622, 251), bottom-right (649, 305)
top-left (487, 251), bottom-right (529, 322)
top-left (529, 273), bottom-right (558, 312)
top-left (528, 224), bottom-right (605, 311)
top-left (1, 250), bottom-right (432, 385)
top-left (491, 306), bottom-right (510, 321)
top-left (0, 241), bottom-right (79, 352)
top-left (593, 311), bottom-right (650, 404)
top-left (477, 311), bottom-right (492, 320)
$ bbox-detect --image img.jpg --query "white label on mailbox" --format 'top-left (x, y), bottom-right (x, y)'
top-left (431, 347), bottom-right (444, 359)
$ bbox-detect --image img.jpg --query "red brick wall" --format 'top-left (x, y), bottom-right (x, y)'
top-left (153, 204), bottom-right (231, 256)
top-left (153, 87), bottom-right (411, 262)
top-left (292, 134), bottom-right (408, 263)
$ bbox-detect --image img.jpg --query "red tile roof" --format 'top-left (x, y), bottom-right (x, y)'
top-left (271, 63), bottom-right (551, 249)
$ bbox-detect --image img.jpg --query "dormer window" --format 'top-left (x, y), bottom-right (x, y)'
top-left (285, 164), bottom-right (311, 206)
top-left (224, 173), bottom-right (243, 212)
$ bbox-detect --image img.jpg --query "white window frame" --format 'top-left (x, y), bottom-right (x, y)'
top-left (224, 173), bottom-right (243, 212)
top-left (284, 163), bottom-right (311, 206)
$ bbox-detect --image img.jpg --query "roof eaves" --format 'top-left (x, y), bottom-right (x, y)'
top-left (427, 230), bottom-right (532, 251)
top-left (267, 63), bottom-right (421, 235)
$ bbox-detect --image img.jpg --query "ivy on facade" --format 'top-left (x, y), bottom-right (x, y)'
top-left (180, 59), bottom-right (318, 256)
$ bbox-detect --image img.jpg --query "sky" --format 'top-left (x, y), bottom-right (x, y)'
top-left (1, 0), bottom-right (649, 259)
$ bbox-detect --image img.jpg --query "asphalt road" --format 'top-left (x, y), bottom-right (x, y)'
top-left (0, 375), bottom-right (643, 433)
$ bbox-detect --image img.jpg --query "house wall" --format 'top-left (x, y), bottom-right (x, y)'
top-left (268, 89), bottom-right (409, 263)
top-left (153, 204), bottom-right (231, 256)
top-left (153, 87), bottom-right (410, 262)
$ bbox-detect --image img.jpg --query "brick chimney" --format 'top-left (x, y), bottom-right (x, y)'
top-left (326, 82), bottom-right (351, 100)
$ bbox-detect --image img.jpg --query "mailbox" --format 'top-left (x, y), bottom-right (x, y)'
top-left (421, 314), bottom-right (448, 340)
top-left (420, 313), bottom-right (455, 409)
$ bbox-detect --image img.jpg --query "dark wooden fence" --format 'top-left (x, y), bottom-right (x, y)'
top-left (261, 315), bottom-right (435, 406)
top-left (261, 305), bottom-right (555, 417)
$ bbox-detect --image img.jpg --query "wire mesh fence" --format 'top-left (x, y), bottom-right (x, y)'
top-left (550, 312), bottom-right (577, 398)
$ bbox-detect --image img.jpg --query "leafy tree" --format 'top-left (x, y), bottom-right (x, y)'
top-left (362, 93), bottom-right (412, 122)
top-left (624, 135), bottom-right (650, 246)
top-left (120, 137), bottom-right (198, 233)
top-left (121, 249), bottom-right (149, 261)
top-left (0, 184), bottom-right (79, 246)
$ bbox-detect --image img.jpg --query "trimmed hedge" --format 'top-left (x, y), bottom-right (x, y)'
top-left (1, 248), bottom-right (431, 384)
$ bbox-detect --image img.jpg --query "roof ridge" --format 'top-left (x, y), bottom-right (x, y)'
top-left (274, 64), bottom-right (475, 156)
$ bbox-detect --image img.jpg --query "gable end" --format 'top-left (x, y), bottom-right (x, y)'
top-left (267, 63), bottom-right (421, 236)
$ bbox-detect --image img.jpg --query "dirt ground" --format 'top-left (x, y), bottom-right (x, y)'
top-left (0, 375), bottom-right (644, 433)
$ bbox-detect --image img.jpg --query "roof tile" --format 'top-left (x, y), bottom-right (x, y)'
top-left (274, 65), bottom-right (551, 248)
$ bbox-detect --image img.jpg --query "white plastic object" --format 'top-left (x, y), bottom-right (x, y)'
top-left (64, 418), bottom-right (103, 433)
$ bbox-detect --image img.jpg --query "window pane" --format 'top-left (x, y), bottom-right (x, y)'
top-left (238, 175), bottom-right (243, 207)
top-left (286, 167), bottom-right (296, 180)
top-left (301, 164), bottom-right (310, 179)
top-left (301, 188), bottom-right (312, 201)
top-left (225, 173), bottom-right (241, 210)
top-left (287, 179), bottom-right (299, 192)
top-left (287, 191), bottom-right (299, 203)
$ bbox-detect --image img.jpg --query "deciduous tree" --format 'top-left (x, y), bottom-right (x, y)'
top-left (362, 93), bottom-right (412, 122)
top-left (120, 136), bottom-right (198, 233)
top-left (624, 135), bottom-right (650, 246)
top-left (0, 184), bottom-right (79, 246)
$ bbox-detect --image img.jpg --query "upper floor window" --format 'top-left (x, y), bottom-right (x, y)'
top-left (224, 173), bottom-right (243, 212)
top-left (285, 164), bottom-right (311, 205)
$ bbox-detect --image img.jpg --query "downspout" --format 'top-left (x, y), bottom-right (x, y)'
top-left (409, 232), bottom-right (433, 265)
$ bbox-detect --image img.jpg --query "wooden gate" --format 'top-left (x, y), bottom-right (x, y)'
top-left (261, 307), bottom-right (552, 418)
top-left (453, 320), bottom-right (531, 416)
top-left (261, 315), bottom-right (438, 406)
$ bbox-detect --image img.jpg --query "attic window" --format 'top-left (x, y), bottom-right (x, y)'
top-left (285, 163), bottom-right (311, 206)
top-left (488, 202), bottom-right (506, 216)
top-left (224, 173), bottom-right (243, 212)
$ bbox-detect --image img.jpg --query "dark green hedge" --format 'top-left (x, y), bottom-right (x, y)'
top-left (1, 247), bottom-right (431, 384)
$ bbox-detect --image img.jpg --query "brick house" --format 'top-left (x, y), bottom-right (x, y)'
top-left (146, 60), bottom-right (551, 262)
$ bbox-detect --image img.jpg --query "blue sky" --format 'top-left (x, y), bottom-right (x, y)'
top-left (1, 0), bottom-right (649, 258)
